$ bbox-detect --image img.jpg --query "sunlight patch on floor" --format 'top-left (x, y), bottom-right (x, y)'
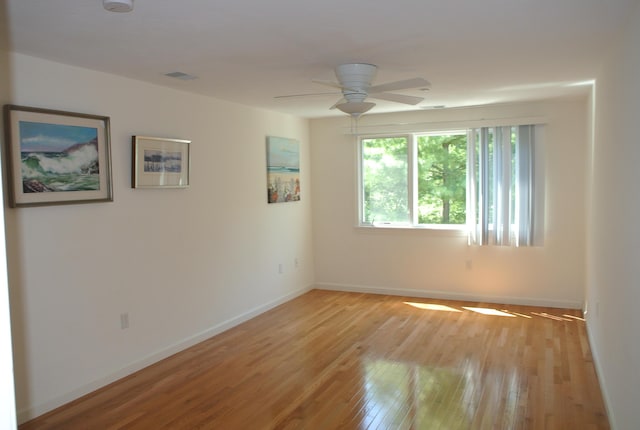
top-left (404, 302), bottom-right (462, 312)
top-left (501, 310), bottom-right (533, 319)
top-left (531, 312), bottom-right (573, 321)
top-left (404, 301), bottom-right (582, 322)
top-left (462, 307), bottom-right (516, 317)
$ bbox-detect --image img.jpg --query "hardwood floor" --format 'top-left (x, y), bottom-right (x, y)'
top-left (20, 290), bottom-right (609, 429)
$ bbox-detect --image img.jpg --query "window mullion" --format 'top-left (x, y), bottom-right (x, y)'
top-left (409, 134), bottom-right (418, 225)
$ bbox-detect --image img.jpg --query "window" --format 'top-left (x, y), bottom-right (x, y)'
top-left (361, 136), bottom-right (410, 224)
top-left (359, 124), bottom-right (541, 246)
top-left (417, 133), bottom-right (467, 225)
top-left (360, 131), bottom-right (468, 227)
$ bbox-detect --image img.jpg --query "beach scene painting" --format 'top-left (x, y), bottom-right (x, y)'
top-left (4, 105), bottom-right (113, 207)
top-left (19, 121), bottom-right (101, 193)
top-left (266, 136), bottom-right (300, 203)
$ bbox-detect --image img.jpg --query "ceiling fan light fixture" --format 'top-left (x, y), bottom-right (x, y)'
top-left (336, 101), bottom-right (376, 118)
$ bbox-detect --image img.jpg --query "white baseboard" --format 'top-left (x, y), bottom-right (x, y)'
top-left (17, 284), bottom-right (313, 424)
top-left (315, 282), bottom-right (583, 309)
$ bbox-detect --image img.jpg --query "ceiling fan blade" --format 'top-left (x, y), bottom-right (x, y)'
top-left (274, 92), bottom-right (340, 99)
top-left (312, 79), bottom-right (346, 90)
top-left (370, 92), bottom-right (424, 105)
top-left (329, 97), bottom-right (347, 110)
top-left (368, 77), bottom-right (431, 94)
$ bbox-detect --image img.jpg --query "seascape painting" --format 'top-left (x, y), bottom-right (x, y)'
top-left (19, 121), bottom-right (100, 193)
top-left (143, 150), bottom-right (182, 173)
top-left (266, 136), bottom-right (300, 203)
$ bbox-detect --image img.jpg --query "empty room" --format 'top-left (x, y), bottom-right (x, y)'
top-left (0, 0), bottom-right (639, 429)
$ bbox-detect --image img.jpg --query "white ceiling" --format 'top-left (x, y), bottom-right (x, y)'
top-left (5, 0), bottom-right (637, 118)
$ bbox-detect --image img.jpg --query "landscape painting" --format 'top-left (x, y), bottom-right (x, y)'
top-left (266, 136), bottom-right (300, 203)
top-left (143, 149), bottom-right (182, 173)
top-left (132, 136), bottom-right (190, 188)
top-left (4, 105), bottom-right (113, 207)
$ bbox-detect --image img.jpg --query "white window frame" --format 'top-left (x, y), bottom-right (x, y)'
top-left (357, 130), bottom-right (468, 230)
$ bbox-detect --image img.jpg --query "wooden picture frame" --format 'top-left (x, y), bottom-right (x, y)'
top-left (131, 135), bottom-right (190, 188)
top-left (3, 104), bottom-right (113, 207)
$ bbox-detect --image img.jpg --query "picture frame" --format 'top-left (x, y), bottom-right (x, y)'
top-left (266, 136), bottom-right (300, 203)
top-left (3, 104), bottom-right (113, 208)
top-left (131, 135), bottom-right (190, 188)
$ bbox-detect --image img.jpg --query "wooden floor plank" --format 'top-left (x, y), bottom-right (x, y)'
top-left (19, 289), bottom-right (609, 429)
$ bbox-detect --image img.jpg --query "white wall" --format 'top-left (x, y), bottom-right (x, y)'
top-left (311, 99), bottom-right (588, 308)
top-left (587, 2), bottom-right (640, 428)
top-left (0, 1), bottom-right (17, 428)
top-left (7, 53), bottom-right (314, 423)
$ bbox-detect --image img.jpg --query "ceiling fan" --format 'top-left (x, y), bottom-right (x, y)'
top-left (278, 63), bottom-right (431, 118)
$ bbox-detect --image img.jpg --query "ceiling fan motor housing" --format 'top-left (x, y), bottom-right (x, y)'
top-left (335, 63), bottom-right (377, 102)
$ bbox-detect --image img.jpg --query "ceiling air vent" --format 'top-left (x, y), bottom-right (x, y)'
top-left (164, 71), bottom-right (198, 81)
top-left (103, 0), bottom-right (134, 13)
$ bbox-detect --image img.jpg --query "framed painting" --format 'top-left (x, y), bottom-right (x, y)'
top-left (266, 136), bottom-right (300, 203)
top-left (3, 104), bottom-right (113, 207)
top-left (131, 135), bottom-right (190, 188)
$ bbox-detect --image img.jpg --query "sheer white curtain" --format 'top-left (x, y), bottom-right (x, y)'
top-left (466, 125), bottom-right (538, 247)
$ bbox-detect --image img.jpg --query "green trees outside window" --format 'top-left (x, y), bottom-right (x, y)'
top-left (362, 137), bottom-right (409, 224)
top-left (361, 133), bottom-right (467, 225)
top-left (417, 134), bottom-right (467, 224)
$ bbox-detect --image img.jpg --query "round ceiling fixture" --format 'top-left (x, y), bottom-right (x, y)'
top-left (103, 0), bottom-right (134, 13)
top-left (335, 101), bottom-right (376, 118)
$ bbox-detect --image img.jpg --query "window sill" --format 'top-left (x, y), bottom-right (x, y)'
top-left (356, 223), bottom-right (469, 237)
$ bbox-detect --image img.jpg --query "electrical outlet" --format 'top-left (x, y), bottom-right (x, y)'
top-left (465, 259), bottom-right (472, 270)
top-left (120, 312), bottom-right (129, 330)
top-left (278, 263), bottom-right (283, 274)
top-left (295, 258), bottom-right (299, 268)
